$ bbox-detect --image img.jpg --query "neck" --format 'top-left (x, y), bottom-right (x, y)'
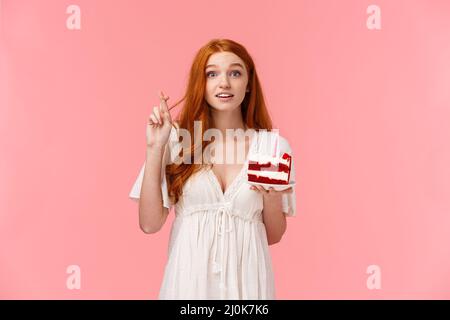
top-left (210, 107), bottom-right (247, 140)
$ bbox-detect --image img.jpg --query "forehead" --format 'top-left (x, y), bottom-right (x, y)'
top-left (206, 52), bottom-right (245, 68)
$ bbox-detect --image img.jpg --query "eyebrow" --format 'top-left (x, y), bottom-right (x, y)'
top-left (205, 63), bottom-right (245, 70)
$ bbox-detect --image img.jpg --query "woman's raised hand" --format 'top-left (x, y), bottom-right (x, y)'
top-left (146, 90), bottom-right (173, 149)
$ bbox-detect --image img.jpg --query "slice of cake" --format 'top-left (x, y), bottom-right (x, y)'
top-left (247, 130), bottom-right (292, 185)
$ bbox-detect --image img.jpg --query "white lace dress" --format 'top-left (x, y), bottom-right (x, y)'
top-left (129, 127), bottom-right (296, 299)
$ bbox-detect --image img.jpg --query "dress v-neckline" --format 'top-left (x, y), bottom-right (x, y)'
top-left (208, 130), bottom-right (257, 198)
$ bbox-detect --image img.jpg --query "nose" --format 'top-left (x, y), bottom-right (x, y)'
top-left (219, 74), bottom-right (231, 88)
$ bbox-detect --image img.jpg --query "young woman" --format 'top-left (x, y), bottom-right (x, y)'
top-left (129, 39), bottom-right (296, 299)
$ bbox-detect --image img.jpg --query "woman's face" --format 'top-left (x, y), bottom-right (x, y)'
top-left (204, 51), bottom-right (249, 112)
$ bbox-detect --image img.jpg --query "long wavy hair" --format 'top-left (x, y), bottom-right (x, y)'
top-left (166, 38), bottom-right (274, 205)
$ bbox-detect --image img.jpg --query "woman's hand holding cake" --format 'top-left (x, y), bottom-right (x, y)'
top-left (250, 184), bottom-right (293, 197)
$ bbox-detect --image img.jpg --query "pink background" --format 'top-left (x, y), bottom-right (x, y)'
top-left (1, 0), bottom-right (450, 299)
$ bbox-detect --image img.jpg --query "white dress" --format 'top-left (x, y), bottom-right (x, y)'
top-left (129, 127), bottom-right (296, 299)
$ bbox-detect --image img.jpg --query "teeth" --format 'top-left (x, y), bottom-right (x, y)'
top-left (217, 94), bottom-right (232, 97)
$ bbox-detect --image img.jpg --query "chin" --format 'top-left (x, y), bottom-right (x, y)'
top-left (207, 102), bottom-right (242, 112)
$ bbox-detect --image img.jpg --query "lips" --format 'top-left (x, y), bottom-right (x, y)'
top-left (216, 94), bottom-right (234, 102)
top-left (215, 93), bottom-right (234, 98)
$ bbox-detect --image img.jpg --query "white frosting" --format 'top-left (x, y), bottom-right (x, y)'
top-left (248, 153), bottom-right (290, 166)
top-left (247, 170), bottom-right (289, 181)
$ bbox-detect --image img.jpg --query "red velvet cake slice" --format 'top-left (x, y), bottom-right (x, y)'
top-left (247, 131), bottom-right (292, 185)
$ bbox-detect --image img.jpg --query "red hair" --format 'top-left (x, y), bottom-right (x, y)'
top-left (166, 38), bottom-right (274, 205)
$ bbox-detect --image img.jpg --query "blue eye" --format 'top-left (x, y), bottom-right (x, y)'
top-left (206, 70), bottom-right (241, 78)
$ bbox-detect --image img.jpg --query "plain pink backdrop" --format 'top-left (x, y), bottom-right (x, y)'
top-left (1, 0), bottom-right (450, 299)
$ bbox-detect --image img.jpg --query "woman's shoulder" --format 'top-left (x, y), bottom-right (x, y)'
top-left (255, 129), bottom-right (292, 152)
top-left (278, 133), bottom-right (292, 150)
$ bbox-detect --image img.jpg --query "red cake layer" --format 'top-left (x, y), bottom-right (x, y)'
top-left (248, 174), bottom-right (289, 185)
top-left (248, 162), bottom-right (290, 172)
